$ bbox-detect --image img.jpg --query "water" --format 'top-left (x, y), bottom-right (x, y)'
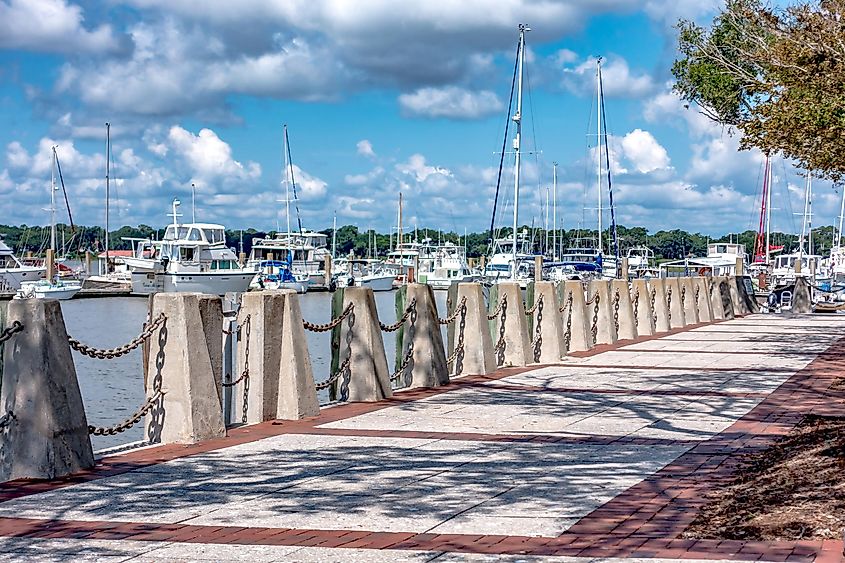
top-left (63, 290), bottom-right (449, 451)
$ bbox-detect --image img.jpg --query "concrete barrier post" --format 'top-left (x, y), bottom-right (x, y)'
top-left (727, 276), bottom-right (744, 317)
top-left (453, 283), bottom-right (496, 376)
top-left (707, 277), bottom-right (726, 320)
top-left (631, 279), bottom-right (655, 336)
top-left (693, 277), bottom-right (713, 322)
top-left (621, 257), bottom-right (629, 280)
top-left (588, 280), bottom-right (618, 345)
top-left (648, 278), bottom-right (671, 333)
top-left (792, 276), bottom-right (812, 313)
top-left (562, 280), bottom-right (593, 352)
top-left (666, 277), bottom-right (686, 329)
top-left (145, 293), bottom-right (226, 445)
top-left (401, 283), bottom-right (449, 388)
top-left (339, 287), bottom-right (392, 401)
top-left (491, 282), bottom-right (531, 367)
top-left (610, 279), bottom-right (638, 341)
top-left (531, 281), bottom-right (565, 363)
top-left (277, 290), bottom-right (320, 419)
top-left (0, 300), bottom-right (94, 481)
top-left (679, 277), bottom-right (700, 325)
top-left (735, 276), bottom-right (759, 314)
top-left (718, 277), bottom-right (737, 320)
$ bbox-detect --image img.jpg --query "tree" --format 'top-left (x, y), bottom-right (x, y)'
top-left (673, 0), bottom-right (845, 181)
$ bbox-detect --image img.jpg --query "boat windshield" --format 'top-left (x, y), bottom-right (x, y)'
top-left (203, 229), bottom-right (226, 244)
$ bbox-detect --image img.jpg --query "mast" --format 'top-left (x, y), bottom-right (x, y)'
top-left (799, 172), bottom-right (811, 259)
top-left (191, 182), bottom-right (196, 223)
top-left (511, 23), bottom-right (529, 280)
top-left (104, 122), bottom-right (111, 273)
top-left (596, 57), bottom-right (603, 255)
top-left (837, 185), bottom-right (845, 248)
top-left (552, 162), bottom-right (557, 261)
top-left (765, 156), bottom-right (772, 263)
top-left (331, 212), bottom-right (337, 260)
top-left (283, 125), bottom-right (291, 236)
top-left (398, 191), bottom-right (403, 252)
top-left (808, 173), bottom-right (814, 255)
top-left (50, 147), bottom-right (57, 253)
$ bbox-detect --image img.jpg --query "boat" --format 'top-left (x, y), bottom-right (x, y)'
top-left (0, 237), bottom-right (44, 292)
top-left (421, 241), bottom-right (477, 289)
top-left (771, 172), bottom-right (823, 288)
top-left (551, 238), bottom-right (603, 280)
top-left (659, 242), bottom-right (748, 277)
top-left (16, 145), bottom-right (81, 300)
top-left (625, 246), bottom-right (660, 278)
top-left (333, 259), bottom-right (395, 291)
top-left (250, 259), bottom-right (309, 293)
top-left (130, 199), bottom-right (254, 295)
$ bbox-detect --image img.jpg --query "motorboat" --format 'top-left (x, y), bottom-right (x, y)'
top-left (333, 259), bottom-right (395, 292)
top-left (17, 278), bottom-right (81, 300)
top-left (0, 237), bottom-right (44, 292)
top-left (250, 259), bottom-right (308, 293)
top-left (660, 243), bottom-right (748, 277)
top-left (625, 246), bottom-right (660, 278)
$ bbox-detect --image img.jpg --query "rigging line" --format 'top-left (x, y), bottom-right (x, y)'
top-left (487, 38), bottom-right (521, 254)
top-left (284, 126), bottom-right (305, 237)
top-left (53, 151), bottom-right (75, 232)
top-left (109, 135), bottom-right (121, 218)
top-left (525, 61), bottom-right (544, 225)
top-left (598, 68), bottom-right (619, 263)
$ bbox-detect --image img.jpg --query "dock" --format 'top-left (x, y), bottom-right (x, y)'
top-left (0, 307), bottom-right (842, 561)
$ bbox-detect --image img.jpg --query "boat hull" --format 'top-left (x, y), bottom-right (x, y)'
top-left (0, 267), bottom-right (45, 292)
top-left (16, 280), bottom-right (82, 300)
top-left (132, 271), bottom-right (255, 295)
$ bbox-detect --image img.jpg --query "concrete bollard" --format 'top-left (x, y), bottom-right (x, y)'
top-left (679, 278), bottom-right (700, 326)
top-left (277, 290), bottom-right (320, 419)
top-left (0, 300), bottom-right (94, 482)
top-left (401, 284), bottom-right (449, 388)
top-left (727, 276), bottom-right (744, 317)
top-left (707, 277), bottom-right (726, 320)
top-left (339, 287), bottom-right (393, 401)
top-left (718, 277), bottom-right (737, 320)
top-left (648, 278), bottom-right (672, 332)
top-left (735, 276), bottom-right (760, 314)
top-left (792, 276), bottom-right (812, 313)
top-left (454, 283), bottom-right (496, 375)
top-left (531, 281), bottom-right (565, 363)
top-left (693, 277), bottom-right (713, 323)
top-left (610, 279), bottom-right (637, 341)
top-left (145, 293), bottom-right (226, 445)
top-left (562, 280), bottom-right (593, 352)
top-left (631, 279), bottom-right (655, 336)
top-left (665, 277), bottom-right (686, 329)
top-left (491, 282), bottom-right (531, 367)
top-left (588, 280), bottom-right (618, 345)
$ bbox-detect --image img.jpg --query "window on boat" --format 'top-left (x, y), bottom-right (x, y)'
top-left (186, 228), bottom-right (202, 241)
top-left (203, 229), bottom-right (224, 244)
top-left (180, 247), bottom-right (196, 261)
top-left (177, 227), bottom-right (189, 240)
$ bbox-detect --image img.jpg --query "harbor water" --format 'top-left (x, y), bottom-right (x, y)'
top-left (62, 290), bottom-right (449, 451)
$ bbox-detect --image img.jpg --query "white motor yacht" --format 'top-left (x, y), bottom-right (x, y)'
top-left (625, 246), bottom-right (660, 279)
top-left (333, 259), bottom-right (395, 292)
top-left (0, 237), bottom-right (44, 292)
top-left (131, 199), bottom-right (254, 295)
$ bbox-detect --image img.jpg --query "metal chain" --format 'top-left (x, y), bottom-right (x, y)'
top-left (531, 296), bottom-right (543, 358)
top-left (563, 291), bottom-right (573, 351)
top-left (585, 294), bottom-right (598, 305)
top-left (303, 302), bottom-right (355, 333)
top-left (667, 288), bottom-right (672, 325)
top-left (0, 321), bottom-right (23, 344)
top-left (632, 290), bottom-right (639, 323)
top-left (709, 279), bottom-right (716, 295)
top-left (390, 345), bottom-right (414, 382)
top-left (87, 318), bottom-right (169, 436)
top-left (651, 287), bottom-right (657, 326)
top-left (380, 298), bottom-right (417, 332)
top-left (69, 314), bottom-right (166, 360)
top-left (439, 296), bottom-right (467, 325)
top-left (0, 411), bottom-right (15, 429)
top-left (525, 294), bottom-right (544, 315)
top-left (494, 296), bottom-right (508, 365)
top-left (612, 290), bottom-right (620, 332)
top-left (680, 286), bottom-right (686, 310)
top-left (222, 314), bottom-right (251, 388)
top-left (88, 389), bottom-right (164, 436)
top-left (487, 294), bottom-right (506, 320)
top-left (315, 357), bottom-right (351, 390)
top-left (695, 286), bottom-right (701, 307)
top-left (591, 293), bottom-right (600, 342)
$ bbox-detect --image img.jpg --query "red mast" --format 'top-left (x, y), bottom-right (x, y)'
top-left (753, 156), bottom-right (769, 264)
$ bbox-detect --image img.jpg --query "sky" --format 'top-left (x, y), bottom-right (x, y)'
top-left (0, 0), bottom-right (838, 238)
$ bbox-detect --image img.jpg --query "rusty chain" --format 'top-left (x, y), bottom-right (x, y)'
top-left (667, 287), bottom-right (673, 325)
top-left (87, 317), bottom-right (169, 436)
top-left (303, 302), bottom-right (355, 333)
top-left (390, 344), bottom-right (414, 382)
top-left (487, 294), bottom-right (507, 320)
top-left (695, 286), bottom-right (701, 307)
top-left (380, 298), bottom-right (417, 332)
top-left (222, 314), bottom-right (251, 389)
top-left (439, 296), bottom-right (467, 325)
top-left (69, 313), bottom-right (166, 360)
top-left (632, 290), bottom-right (639, 323)
top-left (612, 290), bottom-right (620, 332)
top-left (446, 299), bottom-right (467, 371)
top-left (0, 321), bottom-right (23, 344)
top-left (650, 287), bottom-right (657, 326)
top-left (531, 296), bottom-right (543, 359)
top-left (0, 411), bottom-right (15, 429)
top-left (563, 291), bottom-right (573, 351)
top-left (524, 294), bottom-right (544, 315)
top-left (591, 293), bottom-right (600, 342)
top-left (315, 356), bottom-right (351, 391)
top-left (494, 296), bottom-right (508, 366)
top-left (680, 286), bottom-right (686, 310)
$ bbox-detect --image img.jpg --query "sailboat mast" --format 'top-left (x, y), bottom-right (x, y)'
top-left (596, 58), bottom-right (603, 255)
top-left (765, 157), bottom-right (772, 263)
top-left (105, 122), bottom-right (110, 273)
top-left (800, 172), bottom-right (811, 259)
top-left (837, 185), bottom-right (845, 248)
top-left (511, 23), bottom-right (529, 280)
top-left (50, 146), bottom-right (57, 253)
top-left (398, 191), bottom-right (403, 256)
top-left (552, 162), bottom-right (557, 261)
top-left (808, 173), bottom-right (814, 255)
top-left (283, 125), bottom-right (291, 236)
top-left (331, 213), bottom-right (337, 260)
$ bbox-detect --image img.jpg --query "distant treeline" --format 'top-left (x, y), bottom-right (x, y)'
top-left (1, 223), bottom-right (836, 263)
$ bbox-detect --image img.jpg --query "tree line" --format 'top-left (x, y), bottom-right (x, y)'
top-left (1, 222), bottom-right (834, 263)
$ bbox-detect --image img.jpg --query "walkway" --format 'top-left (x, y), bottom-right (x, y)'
top-left (0, 314), bottom-right (843, 562)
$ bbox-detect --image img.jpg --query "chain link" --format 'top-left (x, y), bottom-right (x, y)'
top-left (390, 344), bottom-right (414, 382)
top-left (612, 290), bottom-right (620, 332)
top-left (0, 411), bottom-right (15, 429)
top-left (651, 287), bottom-right (658, 327)
top-left (695, 286), bottom-right (701, 307)
top-left (439, 296), bottom-right (467, 325)
top-left (0, 321), bottom-right (23, 344)
top-left (667, 287), bottom-right (673, 325)
top-left (632, 290), bottom-right (639, 323)
top-left (222, 314), bottom-right (251, 388)
top-left (591, 293), bottom-right (600, 342)
top-left (563, 291), bottom-right (573, 351)
top-left (447, 299), bottom-right (467, 371)
top-left (315, 356), bottom-right (351, 390)
top-left (525, 294), bottom-right (544, 315)
top-left (487, 294), bottom-right (506, 320)
top-left (69, 314), bottom-right (166, 360)
top-left (87, 318), bottom-right (168, 436)
top-left (303, 302), bottom-right (355, 333)
top-left (680, 286), bottom-right (686, 310)
top-left (380, 298), bottom-right (417, 332)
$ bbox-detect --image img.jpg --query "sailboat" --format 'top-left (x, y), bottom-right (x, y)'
top-left (16, 146), bottom-right (82, 300)
top-left (771, 172), bottom-right (822, 287)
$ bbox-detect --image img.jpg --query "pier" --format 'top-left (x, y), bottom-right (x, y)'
top-left (0, 278), bottom-right (842, 561)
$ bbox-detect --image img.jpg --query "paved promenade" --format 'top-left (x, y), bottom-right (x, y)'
top-left (0, 314), bottom-right (844, 561)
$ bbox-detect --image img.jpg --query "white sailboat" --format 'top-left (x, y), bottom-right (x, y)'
top-left (17, 146), bottom-right (82, 300)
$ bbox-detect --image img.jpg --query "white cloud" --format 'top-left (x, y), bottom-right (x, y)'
top-left (0, 0), bottom-right (118, 53)
top-left (398, 86), bottom-right (503, 119)
top-left (356, 140), bottom-right (376, 158)
top-left (166, 126), bottom-right (260, 182)
top-left (396, 154), bottom-right (451, 183)
top-left (559, 55), bottom-right (656, 98)
top-left (620, 129), bottom-right (671, 173)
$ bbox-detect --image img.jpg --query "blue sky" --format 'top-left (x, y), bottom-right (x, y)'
top-left (0, 0), bottom-right (836, 237)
